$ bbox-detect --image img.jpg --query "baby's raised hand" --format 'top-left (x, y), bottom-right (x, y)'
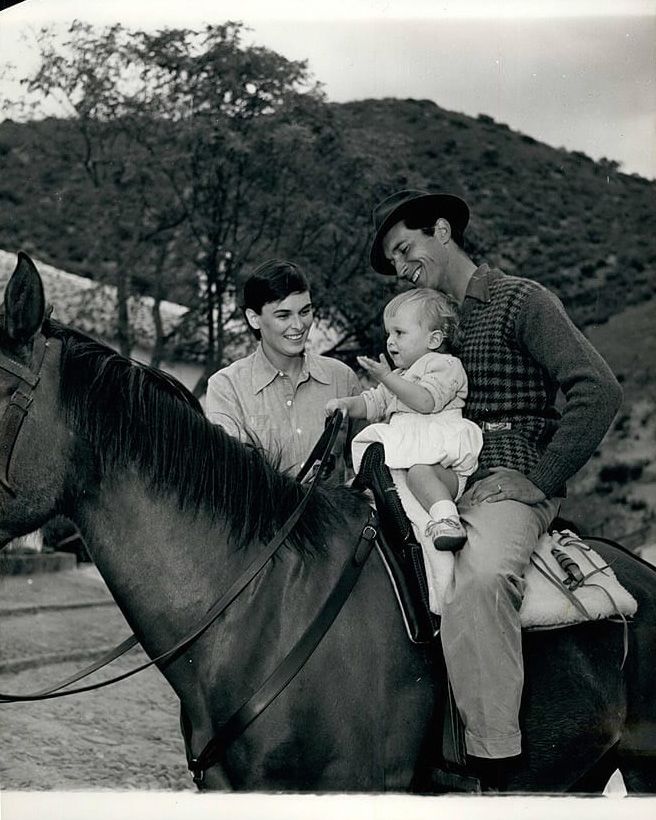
top-left (357, 354), bottom-right (392, 382)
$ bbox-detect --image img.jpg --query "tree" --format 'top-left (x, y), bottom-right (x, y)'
top-left (9, 21), bottom-right (387, 391)
top-left (113, 22), bottom-right (380, 390)
top-left (3, 22), bottom-right (412, 382)
top-left (4, 22), bottom-right (185, 356)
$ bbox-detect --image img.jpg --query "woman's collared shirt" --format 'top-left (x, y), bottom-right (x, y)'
top-left (206, 343), bottom-right (362, 479)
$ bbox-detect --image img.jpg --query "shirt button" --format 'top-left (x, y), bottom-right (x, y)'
top-left (286, 400), bottom-right (292, 406)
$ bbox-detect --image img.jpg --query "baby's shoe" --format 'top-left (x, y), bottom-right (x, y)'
top-left (425, 517), bottom-right (467, 552)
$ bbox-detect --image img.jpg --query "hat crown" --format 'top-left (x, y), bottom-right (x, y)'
top-left (372, 189), bottom-right (431, 232)
top-left (369, 189), bottom-right (470, 275)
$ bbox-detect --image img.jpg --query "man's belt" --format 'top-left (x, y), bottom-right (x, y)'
top-left (478, 418), bottom-right (556, 433)
top-left (481, 421), bottom-right (512, 431)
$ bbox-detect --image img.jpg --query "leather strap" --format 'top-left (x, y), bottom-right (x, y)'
top-left (0, 411), bottom-right (345, 703)
top-left (21, 635), bottom-right (139, 697)
top-left (188, 511), bottom-right (378, 785)
top-left (529, 553), bottom-right (592, 620)
top-left (0, 393), bottom-right (31, 494)
top-left (296, 410), bottom-right (343, 484)
top-left (0, 335), bottom-right (48, 494)
top-left (0, 350), bottom-right (42, 387)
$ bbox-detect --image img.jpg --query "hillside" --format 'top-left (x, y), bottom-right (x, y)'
top-left (563, 300), bottom-right (656, 544)
top-left (1, 98), bottom-right (655, 331)
top-left (0, 98), bottom-right (654, 542)
top-left (334, 98), bottom-right (656, 329)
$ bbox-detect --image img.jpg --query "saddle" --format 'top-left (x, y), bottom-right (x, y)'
top-left (353, 442), bottom-right (439, 644)
top-left (354, 442), bottom-right (466, 777)
top-left (354, 443), bottom-right (637, 643)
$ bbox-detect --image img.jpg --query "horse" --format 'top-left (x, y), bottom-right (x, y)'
top-left (0, 251), bottom-right (655, 793)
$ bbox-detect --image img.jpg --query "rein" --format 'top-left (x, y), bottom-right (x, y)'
top-left (0, 410), bottom-right (346, 702)
top-left (186, 509), bottom-right (377, 785)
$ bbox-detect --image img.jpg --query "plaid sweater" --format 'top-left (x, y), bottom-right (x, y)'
top-left (456, 266), bottom-right (622, 497)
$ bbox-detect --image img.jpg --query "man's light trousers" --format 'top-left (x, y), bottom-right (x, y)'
top-left (440, 491), bottom-right (561, 758)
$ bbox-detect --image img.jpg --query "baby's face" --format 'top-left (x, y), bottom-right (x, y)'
top-left (384, 302), bottom-right (436, 369)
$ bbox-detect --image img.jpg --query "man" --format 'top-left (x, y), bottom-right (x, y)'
top-left (206, 259), bottom-right (361, 483)
top-left (369, 189), bottom-right (623, 787)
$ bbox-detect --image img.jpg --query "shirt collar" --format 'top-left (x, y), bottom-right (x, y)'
top-left (304, 350), bottom-right (332, 385)
top-left (464, 262), bottom-right (496, 304)
top-left (251, 344), bottom-right (331, 394)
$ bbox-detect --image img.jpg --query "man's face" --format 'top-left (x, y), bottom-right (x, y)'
top-left (381, 220), bottom-right (446, 290)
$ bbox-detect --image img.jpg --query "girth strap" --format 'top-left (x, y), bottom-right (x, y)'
top-left (187, 511), bottom-right (378, 786)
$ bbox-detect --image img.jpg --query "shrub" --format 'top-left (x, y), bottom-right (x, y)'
top-left (598, 462), bottom-right (644, 485)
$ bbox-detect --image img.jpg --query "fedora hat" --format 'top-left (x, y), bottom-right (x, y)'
top-left (369, 189), bottom-right (470, 275)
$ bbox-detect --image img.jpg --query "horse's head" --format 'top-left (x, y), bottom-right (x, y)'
top-left (0, 252), bottom-right (72, 547)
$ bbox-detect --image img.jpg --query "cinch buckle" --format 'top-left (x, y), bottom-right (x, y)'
top-left (189, 758), bottom-right (205, 786)
top-left (354, 524), bottom-right (377, 566)
top-left (362, 524), bottom-right (377, 541)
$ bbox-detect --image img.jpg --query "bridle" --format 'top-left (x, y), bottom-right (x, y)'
top-left (0, 333), bottom-right (50, 497)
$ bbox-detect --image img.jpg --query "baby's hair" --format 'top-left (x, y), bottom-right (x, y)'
top-left (384, 288), bottom-right (461, 349)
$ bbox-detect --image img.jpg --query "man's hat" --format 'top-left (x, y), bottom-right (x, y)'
top-left (369, 189), bottom-right (470, 275)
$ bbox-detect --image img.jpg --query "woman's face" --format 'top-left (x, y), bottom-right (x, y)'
top-left (246, 290), bottom-right (314, 364)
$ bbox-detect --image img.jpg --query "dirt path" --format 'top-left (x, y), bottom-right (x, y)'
top-left (0, 564), bottom-right (629, 798)
top-left (0, 566), bottom-right (193, 791)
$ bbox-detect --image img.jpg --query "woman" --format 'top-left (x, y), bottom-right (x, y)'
top-left (206, 260), bottom-right (362, 483)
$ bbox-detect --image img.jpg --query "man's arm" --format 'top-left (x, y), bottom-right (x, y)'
top-left (519, 286), bottom-right (622, 496)
top-left (472, 285), bottom-right (621, 505)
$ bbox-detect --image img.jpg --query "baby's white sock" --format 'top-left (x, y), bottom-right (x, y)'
top-left (429, 499), bottom-right (459, 522)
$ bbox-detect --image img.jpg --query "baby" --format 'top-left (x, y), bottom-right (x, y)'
top-left (326, 289), bottom-right (482, 551)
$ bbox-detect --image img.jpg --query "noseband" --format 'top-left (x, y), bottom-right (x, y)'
top-left (0, 333), bottom-right (49, 496)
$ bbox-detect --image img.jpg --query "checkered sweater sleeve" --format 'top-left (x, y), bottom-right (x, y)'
top-left (517, 286), bottom-right (623, 496)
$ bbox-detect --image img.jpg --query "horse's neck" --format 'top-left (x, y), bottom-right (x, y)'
top-left (73, 472), bottom-right (236, 644)
top-left (71, 470), bottom-right (344, 658)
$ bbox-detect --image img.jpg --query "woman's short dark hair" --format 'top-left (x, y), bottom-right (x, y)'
top-left (242, 260), bottom-right (311, 339)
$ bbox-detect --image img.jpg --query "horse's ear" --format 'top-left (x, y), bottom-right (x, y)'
top-left (3, 251), bottom-right (46, 343)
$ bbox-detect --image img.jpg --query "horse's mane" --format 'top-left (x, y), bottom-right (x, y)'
top-left (43, 320), bottom-right (362, 553)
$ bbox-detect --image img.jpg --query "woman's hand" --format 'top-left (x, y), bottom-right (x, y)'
top-left (357, 354), bottom-right (392, 383)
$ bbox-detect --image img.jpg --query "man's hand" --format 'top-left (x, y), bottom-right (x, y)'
top-left (357, 353), bottom-right (392, 383)
top-left (469, 466), bottom-right (547, 505)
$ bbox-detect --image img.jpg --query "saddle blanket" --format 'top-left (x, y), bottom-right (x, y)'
top-left (390, 468), bottom-right (638, 628)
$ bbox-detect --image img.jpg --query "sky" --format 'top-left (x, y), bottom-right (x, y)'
top-left (0, 0), bottom-right (654, 179)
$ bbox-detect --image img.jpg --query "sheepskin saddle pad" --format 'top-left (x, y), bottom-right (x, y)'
top-left (389, 468), bottom-right (638, 630)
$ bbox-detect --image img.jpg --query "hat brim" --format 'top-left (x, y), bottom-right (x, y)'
top-left (370, 193), bottom-right (469, 275)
